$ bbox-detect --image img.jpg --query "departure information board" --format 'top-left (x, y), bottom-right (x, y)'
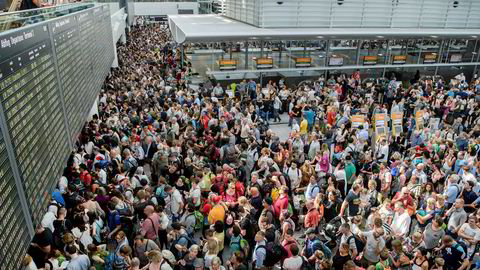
top-left (0, 4), bottom-right (114, 268)
top-left (0, 133), bottom-right (31, 270)
top-left (0, 23), bottom-right (61, 225)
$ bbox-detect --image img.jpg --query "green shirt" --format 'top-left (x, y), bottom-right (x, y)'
top-left (375, 259), bottom-right (391, 270)
top-left (345, 162), bottom-right (356, 184)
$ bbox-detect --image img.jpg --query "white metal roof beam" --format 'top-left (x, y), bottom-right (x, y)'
top-left (168, 15), bottom-right (480, 44)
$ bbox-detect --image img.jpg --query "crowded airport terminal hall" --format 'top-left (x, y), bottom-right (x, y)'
top-left (2, 0), bottom-right (480, 269)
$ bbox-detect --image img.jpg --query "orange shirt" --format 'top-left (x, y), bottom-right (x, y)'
top-left (327, 111), bottom-right (336, 126)
top-left (304, 208), bottom-right (320, 228)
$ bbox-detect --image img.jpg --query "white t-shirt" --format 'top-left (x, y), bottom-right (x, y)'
top-left (41, 211), bottom-right (56, 233)
top-left (361, 231), bottom-right (385, 263)
top-left (170, 189), bottom-right (183, 215)
top-left (98, 169), bottom-right (107, 185)
top-left (334, 168), bottom-right (346, 182)
top-left (459, 223), bottom-right (480, 246)
top-left (378, 145), bottom-right (389, 163)
top-left (340, 233), bottom-right (357, 252)
top-left (283, 256), bottom-right (303, 270)
top-left (190, 186), bottom-right (201, 207)
top-left (391, 212), bottom-right (411, 238)
top-left (72, 226), bottom-right (93, 249)
top-left (285, 167), bottom-right (302, 189)
top-left (66, 254), bottom-right (90, 270)
top-left (59, 176), bottom-right (68, 194)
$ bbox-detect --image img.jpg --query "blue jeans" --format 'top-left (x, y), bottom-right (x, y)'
top-left (172, 213), bottom-right (181, 223)
top-left (273, 108), bottom-right (281, 121)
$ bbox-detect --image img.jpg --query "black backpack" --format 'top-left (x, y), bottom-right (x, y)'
top-left (300, 256), bottom-right (314, 270)
top-left (53, 220), bottom-right (69, 249)
top-left (255, 242), bottom-right (288, 267)
top-left (331, 155), bottom-right (341, 167)
top-left (170, 233), bottom-right (196, 259)
top-left (347, 234), bottom-right (366, 254)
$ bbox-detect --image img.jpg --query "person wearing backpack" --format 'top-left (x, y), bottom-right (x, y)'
top-left (53, 208), bottom-right (73, 250)
top-left (339, 223), bottom-right (358, 259)
top-left (143, 250), bottom-right (173, 270)
top-left (229, 225), bottom-right (243, 253)
top-left (122, 148), bottom-right (139, 173)
top-left (437, 235), bottom-right (469, 270)
top-left (181, 204), bottom-right (198, 237)
top-left (252, 231), bottom-right (267, 269)
top-left (304, 176), bottom-right (321, 201)
top-left (107, 201), bottom-right (123, 240)
top-left (260, 197), bottom-right (276, 225)
top-left (444, 176), bottom-right (462, 209)
top-left (171, 222), bottom-right (196, 260)
top-left (302, 228), bottom-right (332, 260)
top-left (140, 206), bottom-right (162, 247)
top-left (65, 244), bottom-right (91, 270)
top-left (282, 244), bottom-right (303, 270)
top-left (133, 234), bottom-right (159, 268)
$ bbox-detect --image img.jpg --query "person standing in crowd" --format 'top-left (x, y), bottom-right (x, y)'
top-left (446, 198), bottom-right (468, 236)
top-left (339, 184), bottom-right (361, 218)
top-left (359, 227), bottom-right (385, 266)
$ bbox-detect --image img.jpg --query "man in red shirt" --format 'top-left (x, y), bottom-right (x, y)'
top-left (304, 200), bottom-right (321, 229)
top-left (389, 187), bottom-right (414, 215)
top-left (353, 69), bottom-right (361, 82)
top-left (79, 164), bottom-right (92, 187)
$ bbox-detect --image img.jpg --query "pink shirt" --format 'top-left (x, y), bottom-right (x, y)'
top-left (320, 154), bottom-right (329, 172)
top-left (141, 213), bottom-right (161, 240)
top-left (274, 195), bottom-right (289, 218)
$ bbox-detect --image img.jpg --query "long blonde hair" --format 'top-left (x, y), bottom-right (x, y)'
top-left (207, 239), bottom-right (218, 255)
top-left (148, 250), bottom-right (163, 263)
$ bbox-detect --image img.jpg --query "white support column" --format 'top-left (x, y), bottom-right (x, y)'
top-left (120, 29), bottom-right (127, 44)
top-left (88, 97), bottom-right (99, 121)
top-left (112, 42), bottom-right (119, 68)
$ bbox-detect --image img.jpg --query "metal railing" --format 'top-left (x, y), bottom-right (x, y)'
top-left (0, 3), bottom-right (93, 32)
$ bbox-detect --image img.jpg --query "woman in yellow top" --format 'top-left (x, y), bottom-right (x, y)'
top-left (208, 196), bottom-right (227, 225)
top-left (300, 116), bottom-right (308, 135)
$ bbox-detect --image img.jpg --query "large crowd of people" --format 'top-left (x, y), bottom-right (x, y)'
top-left (23, 24), bottom-right (480, 270)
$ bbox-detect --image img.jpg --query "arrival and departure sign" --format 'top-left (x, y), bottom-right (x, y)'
top-left (0, 132), bottom-right (30, 270)
top-left (0, 4), bottom-right (114, 269)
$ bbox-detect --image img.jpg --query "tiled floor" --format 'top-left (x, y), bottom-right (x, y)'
top-left (268, 113), bottom-right (291, 142)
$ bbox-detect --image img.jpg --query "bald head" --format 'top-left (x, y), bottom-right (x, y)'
top-left (144, 205), bottom-right (155, 216)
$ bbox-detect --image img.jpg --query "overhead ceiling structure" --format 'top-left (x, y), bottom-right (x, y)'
top-left (168, 14), bottom-right (480, 44)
